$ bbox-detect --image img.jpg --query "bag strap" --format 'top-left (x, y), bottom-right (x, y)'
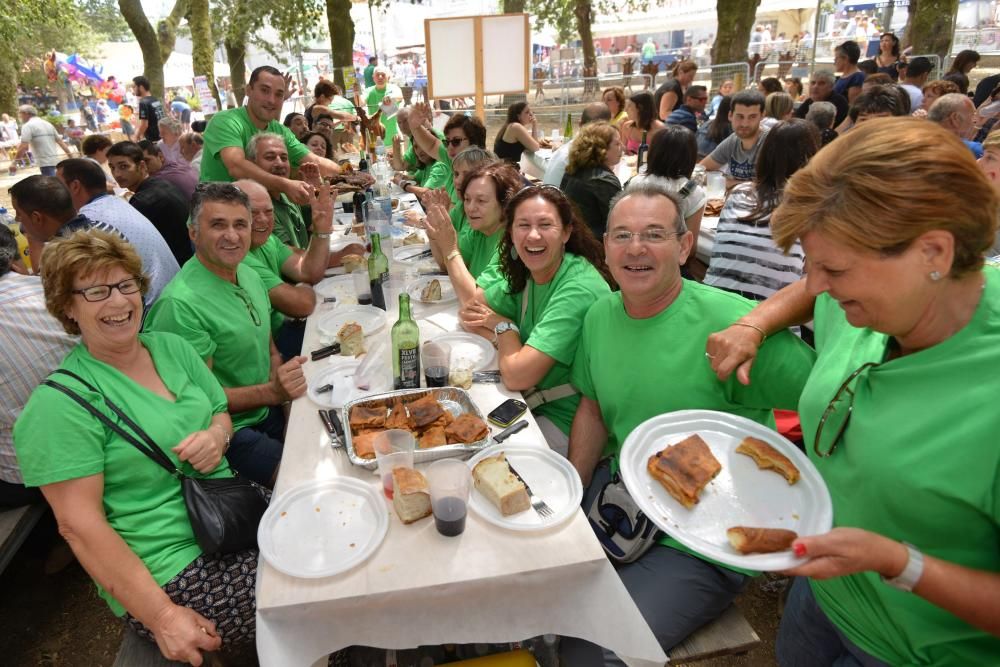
top-left (44, 370), bottom-right (181, 478)
top-left (516, 284), bottom-right (579, 410)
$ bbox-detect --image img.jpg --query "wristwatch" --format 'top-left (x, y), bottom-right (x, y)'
top-left (881, 542), bottom-right (924, 592)
top-left (315, 232), bottom-right (332, 239)
top-left (493, 321), bottom-right (520, 346)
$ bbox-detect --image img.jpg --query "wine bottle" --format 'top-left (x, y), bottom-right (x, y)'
top-left (392, 293), bottom-right (421, 389)
top-left (636, 130), bottom-right (649, 171)
top-left (368, 233), bottom-right (389, 310)
top-left (563, 113), bottom-right (573, 140)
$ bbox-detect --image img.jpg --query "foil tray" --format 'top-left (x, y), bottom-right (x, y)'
top-left (340, 387), bottom-right (490, 470)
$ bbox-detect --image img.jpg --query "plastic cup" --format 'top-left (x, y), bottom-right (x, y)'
top-left (426, 459), bottom-right (471, 537)
top-left (352, 268), bottom-right (372, 305)
top-left (423, 341), bottom-right (451, 387)
top-left (706, 171), bottom-right (726, 200)
top-left (448, 357), bottom-right (474, 390)
top-left (373, 429), bottom-right (415, 500)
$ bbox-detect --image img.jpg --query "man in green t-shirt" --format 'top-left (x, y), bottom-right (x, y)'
top-left (144, 183), bottom-right (309, 486)
top-left (237, 178), bottom-right (362, 359)
top-left (246, 132), bottom-right (310, 248)
top-left (561, 180), bottom-right (815, 663)
top-left (364, 66), bottom-right (403, 143)
top-left (363, 57), bottom-right (377, 89)
top-left (199, 65), bottom-right (342, 206)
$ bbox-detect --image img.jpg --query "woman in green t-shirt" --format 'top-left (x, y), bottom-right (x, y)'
top-left (12, 231), bottom-right (255, 665)
top-left (424, 161), bottom-right (519, 287)
top-left (708, 119), bottom-right (1000, 665)
top-left (459, 186), bottom-right (614, 454)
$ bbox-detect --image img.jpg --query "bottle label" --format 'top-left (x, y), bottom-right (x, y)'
top-left (370, 270), bottom-right (388, 310)
top-left (396, 346), bottom-right (420, 389)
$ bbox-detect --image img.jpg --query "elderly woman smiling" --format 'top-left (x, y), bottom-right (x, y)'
top-left (13, 231), bottom-right (257, 665)
top-left (706, 118), bottom-right (1000, 665)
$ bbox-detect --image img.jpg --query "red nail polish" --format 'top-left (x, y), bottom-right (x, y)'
top-left (793, 543), bottom-right (807, 557)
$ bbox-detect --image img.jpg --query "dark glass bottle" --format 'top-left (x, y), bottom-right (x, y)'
top-left (636, 130), bottom-right (649, 171)
top-left (367, 233), bottom-right (388, 310)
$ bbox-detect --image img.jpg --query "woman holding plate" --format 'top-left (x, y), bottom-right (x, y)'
top-left (707, 118), bottom-right (1000, 665)
top-left (458, 186), bottom-right (613, 455)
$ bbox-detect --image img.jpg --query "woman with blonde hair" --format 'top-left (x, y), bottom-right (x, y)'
top-left (601, 86), bottom-right (628, 126)
top-left (560, 122), bottom-right (623, 237)
top-left (656, 59), bottom-right (698, 120)
top-left (762, 91), bottom-right (794, 129)
top-left (706, 117), bottom-right (1000, 665)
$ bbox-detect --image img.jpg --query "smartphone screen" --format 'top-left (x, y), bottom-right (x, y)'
top-left (487, 399), bottom-right (527, 427)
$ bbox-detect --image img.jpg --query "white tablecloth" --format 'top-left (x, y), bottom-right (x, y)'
top-left (696, 215), bottom-right (719, 265)
top-left (255, 206), bottom-right (667, 667)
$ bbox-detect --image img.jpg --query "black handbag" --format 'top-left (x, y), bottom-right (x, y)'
top-left (43, 370), bottom-right (268, 555)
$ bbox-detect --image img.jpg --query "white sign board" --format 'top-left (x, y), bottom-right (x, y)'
top-left (481, 14), bottom-right (529, 95)
top-left (425, 18), bottom-right (477, 99)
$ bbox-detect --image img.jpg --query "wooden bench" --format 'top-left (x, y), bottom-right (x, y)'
top-left (0, 504), bottom-right (46, 576)
top-left (668, 605), bottom-right (760, 664)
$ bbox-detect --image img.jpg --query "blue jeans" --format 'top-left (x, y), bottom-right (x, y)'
top-left (228, 406), bottom-right (285, 487)
top-left (777, 577), bottom-right (890, 667)
top-left (40, 166), bottom-right (57, 177)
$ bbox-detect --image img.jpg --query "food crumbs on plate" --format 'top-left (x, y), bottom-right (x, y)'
top-left (792, 512), bottom-right (800, 519)
top-left (315, 507), bottom-right (321, 512)
top-left (349, 543), bottom-right (356, 548)
top-left (280, 511), bottom-right (287, 517)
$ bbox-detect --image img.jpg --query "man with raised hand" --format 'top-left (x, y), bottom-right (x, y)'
top-left (144, 182), bottom-right (306, 486)
top-left (199, 66), bottom-right (341, 205)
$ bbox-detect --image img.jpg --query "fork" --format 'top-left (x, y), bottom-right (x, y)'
top-left (507, 463), bottom-right (554, 518)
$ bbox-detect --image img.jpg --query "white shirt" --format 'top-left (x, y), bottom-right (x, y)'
top-left (900, 83), bottom-right (923, 111)
top-left (79, 194), bottom-right (180, 304)
top-left (19, 116), bottom-right (63, 167)
top-left (542, 140), bottom-right (573, 186)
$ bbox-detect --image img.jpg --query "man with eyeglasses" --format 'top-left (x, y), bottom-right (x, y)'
top-left (561, 179), bottom-right (814, 664)
top-left (665, 85), bottom-right (709, 133)
top-left (246, 132), bottom-right (310, 248)
top-left (145, 182), bottom-right (307, 487)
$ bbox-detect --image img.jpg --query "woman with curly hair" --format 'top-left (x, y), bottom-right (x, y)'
top-left (458, 186), bottom-right (613, 455)
top-left (560, 122), bottom-right (624, 237)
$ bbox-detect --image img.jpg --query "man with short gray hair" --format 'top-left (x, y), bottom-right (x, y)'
top-left (157, 115), bottom-right (185, 163)
top-left (561, 178), bottom-right (815, 664)
top-left (794, 69), bottom-right (849, 126)
top-left (12, 105), bottom-right (72, 176)
top-left (145, 182), bottom-right (306, 486)
top-left (247, 132), bottom-right (310, 248)
top-left (928, 93), bottom-right (983, 157)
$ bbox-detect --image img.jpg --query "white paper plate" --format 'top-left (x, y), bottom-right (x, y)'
top-left (258, 478), bottom-right (388, 579)
top-left (394, 244), bottom-right (432, 263)
top-left (466, 445), bottom-right (582, 531)
top-left (406, 276), bottom-right (457, 306)
top-left (318, 305), bottom-right (387, 338)
top-left (331, 235), bottom-right (365, 253)
top-left (618, 409), bottom-right (833, 571)
top-left (429, 332), bottom-right (496, 371)
top-left (308, 358), bottom-right (393, 409)
top-left (314, 274), bottom-right (355, 301)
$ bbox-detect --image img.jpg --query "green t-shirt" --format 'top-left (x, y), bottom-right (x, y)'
top-left (402, 128), bottom-right (444, 172)
top-left (457, 220), bottom-right (502, 280)
top-left (272, 193), bottom-right (310, 249)
top-left (200, 106), bottom-right (310, 182)
top-left (364, 84), bottom-right (403, 143)
top-left (571, 280), bottom-right (815, 573)
top-left (329, 95), bottom-right (357, 131)
top-left (363, 65), bottom-right (376, 88)
top-left (484, 253), bottom-right (611, 434)
top-left (144, 258), bottom-right (273, 431)
top-left (799, 268), bottom-right (1000, 666)
top-left (244, 234), bottom-right (294, 333)
top-left (13, 332), bottom-right (231, 616)
top-left (413, 159), bottom-right (451, 190)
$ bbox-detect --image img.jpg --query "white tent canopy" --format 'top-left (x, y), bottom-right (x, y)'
top-left (92, 41), bottom-right (230, 89)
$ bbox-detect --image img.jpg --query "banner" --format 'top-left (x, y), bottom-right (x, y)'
top-left (193, 75), bottom-right (218, 115)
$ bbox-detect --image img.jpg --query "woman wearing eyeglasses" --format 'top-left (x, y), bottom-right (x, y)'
top-left (14, 230), bottom-right (256, 665)
top-left (706, 118), bottom-right (1000, 665)
top-left (459, 186), bottom-right (613, 455)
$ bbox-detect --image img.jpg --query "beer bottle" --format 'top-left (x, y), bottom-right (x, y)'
top-left (392, 293), bottom-right (420, 389)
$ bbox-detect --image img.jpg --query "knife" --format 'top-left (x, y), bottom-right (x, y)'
top-left (493, 419), bottom-right (528, 443)
top-left (473, 370), bottom-right (502, 384)
top-left (327, 409), bottom-right (345, 443)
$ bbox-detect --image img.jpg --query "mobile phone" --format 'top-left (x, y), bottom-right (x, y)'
top-left (487, 398), bottom-right (527, 427)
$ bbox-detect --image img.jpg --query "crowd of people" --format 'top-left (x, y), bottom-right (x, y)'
top-left (2, 41), bottom-right (1000, 667)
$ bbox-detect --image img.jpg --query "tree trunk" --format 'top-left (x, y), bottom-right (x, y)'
top-left (711, 0), bottom-right (761, 90)
top-left (189, 0), bottom-right (220, 108)
top-left (157, 0), bottom-right (188, 64)
top-left (502, 0), bottom-right (526, 12)
top-left (118, 0), bottom-right (166, 97)
top-left (326, 0), bottom-right (355, 93)
top-left (224, 35), bottom-right (247, 106)
top-left (575, 0), bottom-right (596, 71)
top-left (0, 60), bottom-right (17, 116)
top-left (904, 0), bottom-right (958, 62)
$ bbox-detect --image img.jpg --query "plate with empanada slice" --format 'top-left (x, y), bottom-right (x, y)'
top-left (618, 409), bottom-right (832, 570)
top-left (407, 276), bottom-right (457, 305)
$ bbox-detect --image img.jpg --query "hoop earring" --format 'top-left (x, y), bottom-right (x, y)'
top-left (929, 270), bottom-right (942, 282)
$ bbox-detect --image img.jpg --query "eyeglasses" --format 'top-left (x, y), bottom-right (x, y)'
top-left (72, 277), bottom-right (141, 302)
top-left (606, 229), bottom-right (682, 245)
top-left (444, 137), bottom-right (468, 147)
top-left (235, 288), bottom-right (262, 327)
top-left (813, 362), bottom-right (878, 457)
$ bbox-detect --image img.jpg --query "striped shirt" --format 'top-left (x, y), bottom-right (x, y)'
top-left (704, 183), bottom-right (804, 301)
top-left (0, 273), bottom-right (78, 483)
